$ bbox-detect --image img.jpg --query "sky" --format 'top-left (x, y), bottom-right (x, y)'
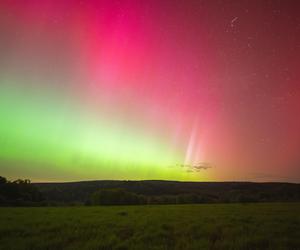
top-left (0, 0), bottom-right (299, 182)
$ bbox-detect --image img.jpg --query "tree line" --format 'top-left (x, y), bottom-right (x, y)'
top-left (86, 188), bottom-right (221, 205)
top-left (85, 188), bottom-right (273, 205)
top-left (1, 176), bottom-right (299, 206)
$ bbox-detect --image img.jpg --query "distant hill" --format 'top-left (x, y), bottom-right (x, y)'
top-left (34, 180), bottom-right (300, 204)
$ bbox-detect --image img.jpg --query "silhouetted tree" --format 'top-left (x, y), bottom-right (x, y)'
top-left (0, 176), bottom-right (44, 206)
top-left (0, 176), bottom-right (7, 185)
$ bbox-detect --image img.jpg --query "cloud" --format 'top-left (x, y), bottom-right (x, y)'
top-left (174, 162), bottom-right (213, 173)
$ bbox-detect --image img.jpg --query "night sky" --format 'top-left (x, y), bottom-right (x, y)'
top-left (0, 0), bottom-right (299, 182)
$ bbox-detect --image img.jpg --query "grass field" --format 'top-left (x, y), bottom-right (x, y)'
top-left (0, 203), bottom-right (299, 250)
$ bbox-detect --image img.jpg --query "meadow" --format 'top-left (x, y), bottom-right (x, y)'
top-left (0, 203), bottom-right (299, 250)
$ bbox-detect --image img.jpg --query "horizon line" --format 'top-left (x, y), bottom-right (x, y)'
top-left (32, 179), bottom-right (300, 185)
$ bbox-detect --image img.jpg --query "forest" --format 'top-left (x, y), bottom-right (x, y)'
top-left (1, 176), bottom-right (299, 206)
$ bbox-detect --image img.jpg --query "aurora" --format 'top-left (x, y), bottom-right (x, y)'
top-left (0, 0), bottom-right (299, 182)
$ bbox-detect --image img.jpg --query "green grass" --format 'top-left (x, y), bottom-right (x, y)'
top-left (0, 203), bottom-right (299, 250)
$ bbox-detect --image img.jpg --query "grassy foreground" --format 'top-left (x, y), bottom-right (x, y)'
top-left (0, 203), bottom-right (299, 250)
